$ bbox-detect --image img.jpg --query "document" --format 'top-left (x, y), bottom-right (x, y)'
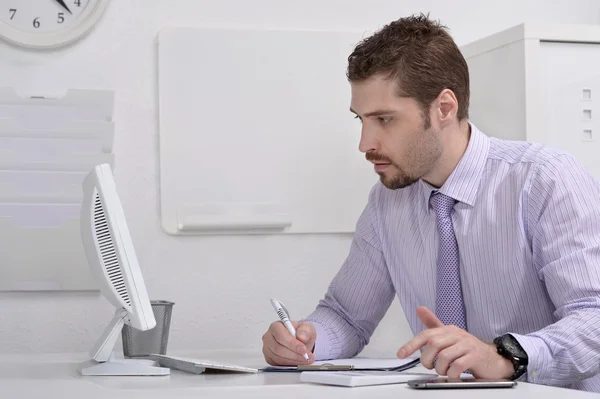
top-left (261, 356), bottom-right (421, 372)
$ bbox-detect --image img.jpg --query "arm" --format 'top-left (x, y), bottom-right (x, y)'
top-left (511, 154), bottom-right (600, 386)
top-left (302, 184), bottom-right (395, 360)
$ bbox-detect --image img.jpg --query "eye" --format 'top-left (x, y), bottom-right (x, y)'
top-left (354, 115), bottom-right (362, 123)
top-left (379, 117), bottom-right (392, 125)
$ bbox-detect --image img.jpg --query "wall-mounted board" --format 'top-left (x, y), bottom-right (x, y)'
top-left (157, 27), bottom-right (378, 235)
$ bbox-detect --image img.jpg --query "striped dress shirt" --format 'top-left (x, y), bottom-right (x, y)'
top-left (304, 123), bottom-right (600, 392)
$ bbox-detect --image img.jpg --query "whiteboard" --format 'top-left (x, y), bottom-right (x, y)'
top-left (157, 27), bottom-right (378, 235)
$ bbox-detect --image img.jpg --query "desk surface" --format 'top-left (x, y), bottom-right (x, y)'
top-left (0, 351), bottom-right (596, 399)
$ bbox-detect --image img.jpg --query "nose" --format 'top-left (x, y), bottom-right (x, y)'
top-left (358, 125), bottom-right (379, 153)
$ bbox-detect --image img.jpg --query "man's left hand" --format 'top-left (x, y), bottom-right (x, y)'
top-left (397, 306), bottom-right (514, 380)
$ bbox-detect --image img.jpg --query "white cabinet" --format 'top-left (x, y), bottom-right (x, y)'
top-left (461, 23), bottom-right (600, 179)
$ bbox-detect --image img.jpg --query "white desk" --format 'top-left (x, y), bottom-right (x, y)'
top-left (0, 351), bottom-right (597, 399)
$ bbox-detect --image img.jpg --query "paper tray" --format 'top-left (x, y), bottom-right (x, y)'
top-left (0, 203), bottom-right (96, 291)
top-left (0, 87), bottom-right (114, 128)
top-left (0, 170), bottom-right (85, 202)
top-left (0, 118), bottom-right (114, 153)
top-left (0, 136), bottom-right (107, 154)
top-left (0, 150), bottom-right (113, 171)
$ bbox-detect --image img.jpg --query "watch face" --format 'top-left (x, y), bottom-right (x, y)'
top-left (503, 335), bottom-right (527, 358)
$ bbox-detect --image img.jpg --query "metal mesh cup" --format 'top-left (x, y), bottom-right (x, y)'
top-left (122, 300), bottom-right (175, 358)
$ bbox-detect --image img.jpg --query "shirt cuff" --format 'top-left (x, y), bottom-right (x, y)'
top-left (509, 332), bottom-right (551, 383)
top-left (310, 321), bottom-right (337, 361)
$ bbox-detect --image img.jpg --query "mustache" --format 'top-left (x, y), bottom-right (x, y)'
top-left (365, 151), bottom-right (392, 163)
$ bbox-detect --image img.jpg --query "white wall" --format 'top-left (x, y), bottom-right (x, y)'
top-left (0, 0), bottom-right (599, 356)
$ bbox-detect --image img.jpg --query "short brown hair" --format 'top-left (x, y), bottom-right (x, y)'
top-left (347, 13), bottom-right (470, 122)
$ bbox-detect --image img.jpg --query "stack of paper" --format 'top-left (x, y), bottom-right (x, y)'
top-left (0, 88), bottom-right (115, 291)
top-left (296, 357), bottom-right (437, 387)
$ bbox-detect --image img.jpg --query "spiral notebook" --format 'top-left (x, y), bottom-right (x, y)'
top-left (261, 357), bottom-right (421, 372)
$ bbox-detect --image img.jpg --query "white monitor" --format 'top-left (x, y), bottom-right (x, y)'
top-left (78, 163), bottom-right (169, 376)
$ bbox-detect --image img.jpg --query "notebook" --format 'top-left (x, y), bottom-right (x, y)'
top-left (300, 370), bottom-right (437, 387)
top-left (261, 357), bottom-right (421, 372)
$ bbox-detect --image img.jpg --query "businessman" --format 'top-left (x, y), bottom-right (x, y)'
top-left (261, 14), bottom-right (600, 392)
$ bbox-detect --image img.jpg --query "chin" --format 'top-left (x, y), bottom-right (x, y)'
top-left (379, 173), bottom-right (417, 190)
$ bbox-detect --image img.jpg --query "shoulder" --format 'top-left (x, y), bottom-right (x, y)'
top-left (486, 137), bottom-right (598, 191)
top-left (529, 150), bottom-right (600, 200)
top-left (493, 140), bottom-right (600, 226)
top-left (487, 136), bottom-right (569, 166)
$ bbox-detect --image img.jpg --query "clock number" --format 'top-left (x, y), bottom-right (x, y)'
top-left (74, 0), bottom-right (82, 6)
top-left (58, 13), bottom-right (65, 24)
top-left (33, 17), bottom-right (40, 29)
top-left (9, 9), bottom-right (16, 20)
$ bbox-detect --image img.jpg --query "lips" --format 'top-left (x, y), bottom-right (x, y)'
top-left (366, 152), bottom-right (392, 171)
top-left (374, 163), bottom-right (391, 172)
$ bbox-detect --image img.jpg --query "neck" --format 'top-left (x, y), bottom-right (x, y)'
top-left (422, 120), bottom-right (471, 188)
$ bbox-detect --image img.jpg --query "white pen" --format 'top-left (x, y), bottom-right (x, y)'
top-left (270, 298), bottom-right (310, 361)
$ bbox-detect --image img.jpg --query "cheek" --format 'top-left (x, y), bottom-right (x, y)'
top-left (387, 132), bottom-right (419, 164)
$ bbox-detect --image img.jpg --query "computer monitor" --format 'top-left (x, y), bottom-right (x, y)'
top-left (77, 163), bottom-right (169, 376)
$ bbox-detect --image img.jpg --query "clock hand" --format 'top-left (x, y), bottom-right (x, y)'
top-left (54, 0), bottom-right (73, 15)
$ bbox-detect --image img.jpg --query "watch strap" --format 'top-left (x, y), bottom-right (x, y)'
top-left (494, 334), bottom-right (528, 381)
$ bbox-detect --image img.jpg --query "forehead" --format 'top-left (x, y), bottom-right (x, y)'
top-left (350, 74), bottom-right (411, 114)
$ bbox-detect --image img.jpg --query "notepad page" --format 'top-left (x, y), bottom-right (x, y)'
top-left (313, 357), bottom-right (420, 370)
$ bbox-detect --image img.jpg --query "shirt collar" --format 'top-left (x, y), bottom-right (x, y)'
top-left (419, 122), bottom-right (490, 212)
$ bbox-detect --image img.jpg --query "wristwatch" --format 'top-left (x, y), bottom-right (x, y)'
top-left (493, 334), bottom-right (528, 380)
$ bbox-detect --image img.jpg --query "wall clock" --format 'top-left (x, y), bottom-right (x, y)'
top-left (0, 0), bottom-right (109, 49)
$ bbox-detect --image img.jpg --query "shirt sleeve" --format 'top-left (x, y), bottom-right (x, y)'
top-left (302, 184), bottom-right (396, 360)
top-left (510, 153), bottom-right (600, 387)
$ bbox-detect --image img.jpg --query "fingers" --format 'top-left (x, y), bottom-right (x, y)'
top-left (416, 306), bottom-right (444, 329)
top-left (435, 344), bottom-right (468, 376)
top-left (419, 334), bottom-right (457, 369)
top-left (446, 354), bottom-right (472, 379)
top-left (295, 322), bottom-right (317, 353)
top-left (398, 308), bottom-right (491, 380)
top-left (398, 329), bottom-right (434, 358)
top-left (262, 321), bottom-right (312, 366)
top-left (263, 345), bottom-right (314, 366)
top-left (271, 322), bottom-right (309, 356)
top-left (295, 322), bottom-right (315, 343)
top-left (262, 334), bottom-right (309, 365)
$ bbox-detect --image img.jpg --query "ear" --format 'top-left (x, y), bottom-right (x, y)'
top-left (435, 89), bottom-right (459, 127)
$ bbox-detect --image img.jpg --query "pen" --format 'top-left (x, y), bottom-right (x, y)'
top-left (270, 298), bottom-right (309, 361)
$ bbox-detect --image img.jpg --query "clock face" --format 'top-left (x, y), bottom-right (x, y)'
top-left (2, 0), bottom-right (92, 34)
top-left (0, 0), bottom-right (108, 49)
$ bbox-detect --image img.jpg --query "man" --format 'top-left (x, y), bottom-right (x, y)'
top-left (261, 14), bottom-right (600, 392)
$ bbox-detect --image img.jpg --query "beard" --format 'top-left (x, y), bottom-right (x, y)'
top-left (379, 166), bottom-right (418, 190)
top-left (367, 123), bottom-right (442, 190)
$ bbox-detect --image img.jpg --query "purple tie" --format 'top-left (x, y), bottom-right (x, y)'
top-left (430, 192), bottom-right (467, 330)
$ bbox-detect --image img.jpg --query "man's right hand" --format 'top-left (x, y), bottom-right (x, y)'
top-left (262, 321), bottom-right (317, 365)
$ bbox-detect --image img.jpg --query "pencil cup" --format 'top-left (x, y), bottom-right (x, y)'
top-left (122, 300), bottom-right (175, 358)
